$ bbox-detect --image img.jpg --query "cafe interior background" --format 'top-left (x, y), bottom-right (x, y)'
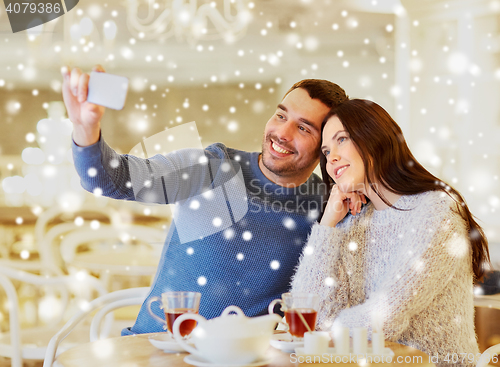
top-left (0, 0), bottom-right (500, 364)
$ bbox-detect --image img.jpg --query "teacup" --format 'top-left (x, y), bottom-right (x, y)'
top-left (268, 292), bottom-right (319, 340)
top-left (147, 291), bottom-right (201, 337)
top-left (173, 305), bottom-right (281, 365)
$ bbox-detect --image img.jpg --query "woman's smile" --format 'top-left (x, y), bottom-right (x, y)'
top-left (334, 165), bottom-right (349, 179)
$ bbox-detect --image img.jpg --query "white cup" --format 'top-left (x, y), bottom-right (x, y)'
top-left (304, 331), bottom-right (330, 354)
top-left (371, 332), bottom-right (385, 354)
top-left (353, 327), bottom-right (368, 354)
top-left (332, 326), bottom-right (349, 355)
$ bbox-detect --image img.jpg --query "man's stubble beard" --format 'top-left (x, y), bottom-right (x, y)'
top-left (260, 135), bottom-right (318, 178)
top-left (261, 148), bottom-right (297, 177)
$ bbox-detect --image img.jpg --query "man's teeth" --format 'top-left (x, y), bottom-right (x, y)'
top-left (337, 166), bottom-right (348, 176)
top-left (272, 142), bottom-right (291, 154)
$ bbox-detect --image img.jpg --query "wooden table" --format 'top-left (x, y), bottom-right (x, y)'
top-left (54, 332), bottom-right (435, 366)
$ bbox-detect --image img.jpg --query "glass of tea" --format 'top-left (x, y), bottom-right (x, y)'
top-left (268, 292), bottom-right (319, 340)
top-left (147, 291), bottom-right (201, 338)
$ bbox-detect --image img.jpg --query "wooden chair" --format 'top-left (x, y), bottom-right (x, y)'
top-left (0, 266), bottom-right (107, 367)
top-left (59, 224), bottom-right (164, 290)
top-left (43, 287), bottom-right (150, 367)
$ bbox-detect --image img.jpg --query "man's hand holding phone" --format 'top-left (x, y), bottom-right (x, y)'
top-left (61, 65), bottom-right (106, 147)
top-left (61, 65), bottom-right (129, 147)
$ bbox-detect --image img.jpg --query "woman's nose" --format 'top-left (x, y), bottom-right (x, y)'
top-left (328, 151), bottom-right (339, 163)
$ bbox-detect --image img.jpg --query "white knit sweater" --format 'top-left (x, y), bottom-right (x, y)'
top-left (291, 191), bottom-right (479, 366)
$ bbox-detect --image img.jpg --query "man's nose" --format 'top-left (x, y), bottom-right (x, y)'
top-left (275, 121), bottom-right (294, 141)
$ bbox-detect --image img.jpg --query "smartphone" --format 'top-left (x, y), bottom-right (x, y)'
top-left (87, 71), bottom-right (129, 110)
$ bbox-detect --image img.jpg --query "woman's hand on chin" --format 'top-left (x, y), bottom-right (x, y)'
top-left (320, 185), bottom-right (367, 227)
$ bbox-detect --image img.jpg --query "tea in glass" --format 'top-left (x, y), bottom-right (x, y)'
top-left (165, 308), bottom-right (198, 336)
top-left (147, 291), bottom-right (201, 338)
top-left (284, 308), bottom-right (318, 338)
top-left (268, 292), bottom-right (319, 340)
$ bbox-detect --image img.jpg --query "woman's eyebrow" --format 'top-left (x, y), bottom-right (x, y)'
top-left (321, 130), bottom-right (346, 151)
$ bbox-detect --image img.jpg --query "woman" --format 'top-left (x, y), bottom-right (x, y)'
top-left (291, 99), bottom-right (489, 365)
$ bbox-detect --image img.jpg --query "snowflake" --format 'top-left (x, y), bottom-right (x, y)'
top-left (283, 217), bottom-right (296, 230)
top-left (109, 159), bottom-right (119, 168)
top-left (25, 132), bottom-right (35, 142)
top-left (190, 200), bottom-right (200, 210)
top-left (446, 235), bottom-right (469, 258)
top-left (323, 320), bottom-right (333, 328)
top-left (304, 246), bottom-right (314, 256)
top-left (20, 250), bottom-right (29, 259)
top-left (87, 167), bottom-right (97, 177)
top-left (414, 260), bottom-right (425, 271)
top-left (224, 228), bottom-right (235, 240)
top-left (202, 190), bottom-right (214, 200)
top-left (270, 260), bottom-right (280, 270)
top-left (325, 277), bottom-right (335, 287)
top-left (227, 121), bottom-right (238, 132)
top-left (242, 231), bottom-right (252, 241)
top-left (197, 276), bottom-right (207, 286)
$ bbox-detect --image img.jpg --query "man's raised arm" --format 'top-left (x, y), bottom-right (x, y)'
top-left (61, 65), bottom-right (243, 209)
top-left (61, 65), bottom-right (104, 147)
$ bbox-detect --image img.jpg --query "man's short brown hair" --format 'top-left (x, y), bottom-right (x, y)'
top-left (284, 79), bottom-right (348, 109)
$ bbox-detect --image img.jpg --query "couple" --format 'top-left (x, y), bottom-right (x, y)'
top-left (62, 66), bottom-right (488, 365)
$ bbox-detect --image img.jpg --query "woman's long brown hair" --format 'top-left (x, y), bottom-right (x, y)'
top-left (319, 99), bottom-right (490, 280)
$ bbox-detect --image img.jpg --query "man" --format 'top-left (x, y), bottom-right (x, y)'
top-left (61, 65), bottom-right (348, 335)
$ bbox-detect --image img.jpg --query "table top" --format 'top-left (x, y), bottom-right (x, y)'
top-left (54, 332), bottom-right (435, 367)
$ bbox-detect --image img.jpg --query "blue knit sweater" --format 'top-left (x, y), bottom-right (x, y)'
top-left (71, 136), bottom-right (325, 335)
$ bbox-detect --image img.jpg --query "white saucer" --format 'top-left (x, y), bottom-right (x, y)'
top-left (184, 354), bottom-right (272, 367)
top-left (148, 333), bottom-right (194, 353)
top-left (269, 333), bottom-right (304, 353)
